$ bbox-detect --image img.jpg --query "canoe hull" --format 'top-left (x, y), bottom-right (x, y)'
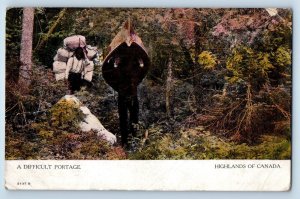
top-left (102, 20), bottom-right (150, 94)
top-left (102, 42), bottom-right (150, 94)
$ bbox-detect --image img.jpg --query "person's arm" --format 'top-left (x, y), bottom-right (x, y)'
top-left (65, 57), bottom-right (73, 79)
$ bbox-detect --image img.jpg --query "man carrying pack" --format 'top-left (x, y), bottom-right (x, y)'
top-left (102, 19), bottom-right (150, 147)
top-left (52, 35), bottom-right (97, 94)
top-left (65, 47), bottom-right (89, 94)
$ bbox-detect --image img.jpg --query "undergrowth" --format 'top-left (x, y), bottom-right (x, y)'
top-left (5, 66), bottom-right (127, 160)
top-left (129, 126), bottom-right (291, 160)
top-left (5, 65), bottom-right (291, 160)
top-left (6, 97), bottom-right (127, 160)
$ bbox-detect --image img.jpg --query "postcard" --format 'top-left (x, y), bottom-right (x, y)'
top-left (5, 8), bottom-right (291, 190)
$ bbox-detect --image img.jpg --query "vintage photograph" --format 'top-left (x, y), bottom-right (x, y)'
top-left (5, 8), bottom-right (292, 160)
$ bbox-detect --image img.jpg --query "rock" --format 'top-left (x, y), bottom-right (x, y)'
top-left (61, 95), bottom-right (117, 144)
top-left (62, 95), bottom-right (81, 106)
top-left (79, 106), bottom-right (116, 144)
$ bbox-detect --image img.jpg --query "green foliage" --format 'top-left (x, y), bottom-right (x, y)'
top-left (274, 46), bottom-right (291, 68)
top-left (33, 8), bottom-right (81, 66)
top-left (225, 14), bottom-right (291, 88)
top-left (226, 46), bottom-right (273, 86)
top-left (129, 126), bottom-right (291, 160)
top-left (198, 51), bottom-right (217, 70)
top-left (6, 8), bottom-right (22, 54)
top-left (6, 8), bottom-right (23, 81)
top-left (49, 99), bottom-right (84, 129)
top-left (217, 18), bottom-right (292, 143)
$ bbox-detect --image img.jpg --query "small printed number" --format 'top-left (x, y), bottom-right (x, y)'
top-left (17, 182), bottom-right (31, 186)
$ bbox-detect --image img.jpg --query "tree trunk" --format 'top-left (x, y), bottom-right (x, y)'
top-left (19, 8), bottom-right (34, 87)
top-left (166, 57), bottom-right (173, 118)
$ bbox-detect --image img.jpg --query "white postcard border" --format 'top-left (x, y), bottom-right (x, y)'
top-left (5, 160), bottom-right (290, 191)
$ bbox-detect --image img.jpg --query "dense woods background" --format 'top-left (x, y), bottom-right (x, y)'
top-left (5, 8), bottom-right (291, 160)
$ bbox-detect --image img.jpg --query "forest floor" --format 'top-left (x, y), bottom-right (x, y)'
top-left (5, 65), bottom-right (291, 160)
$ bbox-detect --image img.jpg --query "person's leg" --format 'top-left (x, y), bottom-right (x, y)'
top-left (67, 73), bottom-right (75, 94)
top-left (73, 73), bottom-right (82, 92)
top-left (129, 95), bottom-right (139, 137)
top-left (67, 81), bottom-right (73, 95)
top-left (67, 72), bottom-right (82, 94)
top-left (118, 95), bottom-right (129, 146)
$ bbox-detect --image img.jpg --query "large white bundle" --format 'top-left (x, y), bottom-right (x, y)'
top-left (53, 54), bottom-right (58, 61)
top-left (63, 35), bottom-right (86, 50)
top-left (53, 35), bottom-right (97, 82)
top-left (83, 60), bottom-right (94, 82)
top-left (86, 45), bottom-right (98, 60)
top-left (53, 61), bottom-right (67, 73)
top-left (56, 47), bottom-right (73, 62)
top-left (55, 72), bottom-right (65, 81)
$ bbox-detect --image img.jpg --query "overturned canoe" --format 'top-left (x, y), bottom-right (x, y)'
top-left (102, 19), bottom-right (150, 94)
